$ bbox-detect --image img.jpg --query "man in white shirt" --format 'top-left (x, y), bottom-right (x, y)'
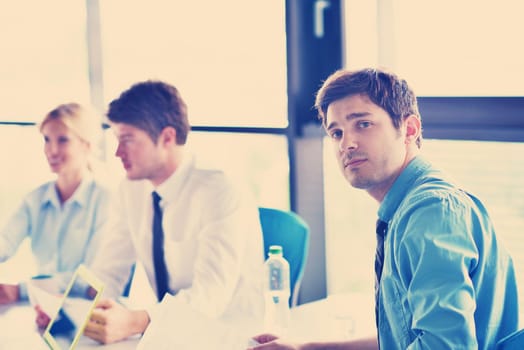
top-left (83, 80), bottom-right (265, 344)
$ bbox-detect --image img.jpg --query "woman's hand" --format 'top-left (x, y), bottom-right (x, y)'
top-left (34, 304), bottom-right (51, 330)
top-left (0, 283), bottom-right (20, 304)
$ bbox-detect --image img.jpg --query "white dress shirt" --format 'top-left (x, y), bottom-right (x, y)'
top-left (91, 154), bottom-right (265, 321)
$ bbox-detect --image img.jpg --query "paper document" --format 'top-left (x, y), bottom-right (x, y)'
top-left (27, 282), bottom-right (63, 317)
top-left (138, 298), bottom-right (262, 350)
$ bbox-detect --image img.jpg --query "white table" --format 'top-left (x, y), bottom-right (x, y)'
top-left (287, 292), bottom-right (376, 342)
top-left (0, 302), bottom-right (140, 349)
top-left (0, 293), bottom-right (376, 349)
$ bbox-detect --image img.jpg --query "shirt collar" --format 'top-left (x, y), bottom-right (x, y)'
top-left (154, 153), bottom-right (194, 206)
top-left (41, 174), bottom-right (95, 209)
top-left (377, 156), bottom-right (431, 222)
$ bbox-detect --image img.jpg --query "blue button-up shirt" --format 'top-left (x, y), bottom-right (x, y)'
top-left (0, 177), bottom-right (112, 298)
top-left (377, 156), bottom-right (519, 349)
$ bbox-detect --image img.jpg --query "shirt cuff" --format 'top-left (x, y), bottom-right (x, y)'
top-left (145, 302), bottom-right (160, 324)
top-left (18, 281), bottom-right (29, 301)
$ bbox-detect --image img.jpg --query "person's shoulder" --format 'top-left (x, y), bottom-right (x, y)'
top-left (81, 177), bottom-right (118, 205)
top-left (189, 160), bottom-right (232, 186)
top-left (187, 161), bottom-right (252, 202)
top-left (407, 164), bottom-right (470, 205)
top-left (117, 178), bottom-right (152, 199)
top-left (112, 177), bottom-right (142, 191)
top-left (26, 181), bottom-right (55, 200)
top-left (89, 177), bottom-right (114, 194)
top-left (12, 181), bottom-right (56, 212)
top-left (397, 174), bottom-right (475, 229)
top-left (193, 167), bottom-right (229, 184)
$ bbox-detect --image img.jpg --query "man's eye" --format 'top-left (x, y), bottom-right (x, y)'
top-left (330, 130), bottom-right (342, 139)
top-left (358, 121), bottom-right (371, 128)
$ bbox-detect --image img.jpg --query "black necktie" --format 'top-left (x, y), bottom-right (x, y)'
top-left (374, 219), bottom-right (388, 328)
top-left (152, 191), bottom-right (169, 301)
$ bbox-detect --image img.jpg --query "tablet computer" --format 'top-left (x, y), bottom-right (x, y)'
top-left (42, 265), bottom-right (104, 350)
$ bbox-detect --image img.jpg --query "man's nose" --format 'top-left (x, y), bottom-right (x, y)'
top-left (115, 143), bottom-right (123, 157)
top-left (46, 142), bottom-right (58, 154)
top-left (339, 133), bottom-right (357, 152)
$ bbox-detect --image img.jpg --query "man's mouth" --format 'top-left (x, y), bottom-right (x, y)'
top-left (344, 156), bottom-right (367, 169)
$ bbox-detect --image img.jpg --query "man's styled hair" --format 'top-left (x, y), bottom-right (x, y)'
top-left (315, 68), bottom-right (422, 147)
top-left (107, 80), bottom-right (190, 145)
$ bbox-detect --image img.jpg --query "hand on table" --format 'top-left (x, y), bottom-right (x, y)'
top-left (84, 298), bottom-right (150, 344)
top-left (0, 283), bottom-right (20, 304)
top-left (34, 304), bottom-right (51, 330)
top-left (247, 333), bottom-right (303, 350)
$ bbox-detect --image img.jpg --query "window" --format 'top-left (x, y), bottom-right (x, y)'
top-left (0, 126), bottom-right (51, 279)
top-left (189, 132), bottom-right (290, 209)
top-left (323, 136), bottom-right (376, 295)
top-left (0, 1), bottom-right (91, 278)
top-left (99, 0), bottom-right (287, 127)
top-left (423, 140), bottom-right (524, 303)
top-left (103, 130), bottom-right (291, 210)
top-left (387, 0), bottom-right (524, 96)
top-left (0, 127), bottom-right (51, 222)
top-left (0, 0), bottom-right (91, 122)
top-left (344, 0), bottom-right (524, 96)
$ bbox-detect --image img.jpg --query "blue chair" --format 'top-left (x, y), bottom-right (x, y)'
top-left (122, 263), bottom-right (136, 297)
top-left (497, 329), bottom-right (524, 349)
top-left (259, 207), bottom-right (310, 307)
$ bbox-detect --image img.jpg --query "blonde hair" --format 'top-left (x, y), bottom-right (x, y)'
top-left (39, 103), bottom-right (103, 172)
top-left (39, 103), bottom-right (101, 146)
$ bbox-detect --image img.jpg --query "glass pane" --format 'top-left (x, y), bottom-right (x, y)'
top-left (324, 138), bottom-right (524, 307)
top-left (0, 0), bottom-right (91, 122)
top-left (423, 139), bottom-right (524, 305)
top-left (0, 126), bottom-right (52, 224)
top-left (343, 0), bottom-right (379, 70)
top-left (343, 0), bottom-right (524, 96)
top-left (100, 0), bottom-right (287, 127)
top-left (0, 126), bottom-right (52, 280)
top-left (323, 137), bottom-right (376, 295)
top-left (103, 130), bottom-right (290, 210)
top-left (389, 0), bottom-right (524, 96)
top-left (190, 132), bottom-right (290, 210)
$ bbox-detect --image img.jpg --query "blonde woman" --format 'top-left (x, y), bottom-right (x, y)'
top-left (0, 103), bottom-right (113, 304)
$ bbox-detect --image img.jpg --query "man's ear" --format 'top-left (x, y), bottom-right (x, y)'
top-left (159, 127), bottom-right (177, 146)
top-left (404, 115), bottom-right (421, 144)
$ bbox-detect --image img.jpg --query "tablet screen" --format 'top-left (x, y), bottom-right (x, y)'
top-left (42, 265), bottom-right (104, 350)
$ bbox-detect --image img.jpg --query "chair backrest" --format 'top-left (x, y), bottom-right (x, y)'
top-left (497, 328), bottom-right (524, 350)
top-left (121, 263), bottom-right (136, 297)
top-left (259, 207), bottom-right (310, 307)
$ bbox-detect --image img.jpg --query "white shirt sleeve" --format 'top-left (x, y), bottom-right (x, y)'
top-left (89, 182), bottom-right (137, 298)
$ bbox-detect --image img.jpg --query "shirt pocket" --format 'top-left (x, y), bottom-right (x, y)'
top-left (163, 238), bottom-right (198, 289)
top-left (59, 228), bottom-right (91, 268)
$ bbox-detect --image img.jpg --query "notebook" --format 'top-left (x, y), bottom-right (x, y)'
top-left (41, 265), bottom-right (104, 350)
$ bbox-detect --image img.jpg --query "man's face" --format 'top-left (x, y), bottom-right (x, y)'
top-left (112, 122), bottom-right (166, 185)
top-left (325, 94), bottom-right (409, 201)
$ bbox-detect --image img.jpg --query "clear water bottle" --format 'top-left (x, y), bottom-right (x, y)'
top-left (263, 245), bottom-right (291, 335)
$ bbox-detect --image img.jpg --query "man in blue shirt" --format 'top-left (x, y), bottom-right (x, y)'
top-left (250, 68), bottom-right (520, 349)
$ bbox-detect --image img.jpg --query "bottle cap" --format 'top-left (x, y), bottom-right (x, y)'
top-left (269, 245), bottom-right (283, 255)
